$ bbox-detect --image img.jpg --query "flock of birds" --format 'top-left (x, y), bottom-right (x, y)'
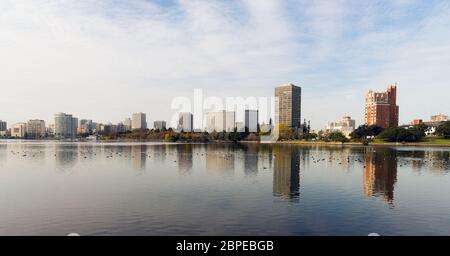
top-left (4, 146), bottom-right (450, 172)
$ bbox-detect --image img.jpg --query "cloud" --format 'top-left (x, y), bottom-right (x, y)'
top-left (0, 0), bottom-right (449, 129)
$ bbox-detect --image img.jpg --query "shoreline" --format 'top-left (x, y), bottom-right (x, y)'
top-left (1, 138), bottom-right (450, 147)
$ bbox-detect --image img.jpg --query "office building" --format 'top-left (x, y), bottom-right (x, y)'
top-left (365, 84), bottom-right (399, 128)
top-left (78, 119), bottom-right (93, 134)
top-left (236, 122), bottom-right (245, 132)
top-left (132, 112), bottom-right (147, 130)
top-left (0, 120), bottom-right (6, 132)
top-left (11, 123), bottom-right (27, 138)
top-left (26, 119), bottom-right (46, 138)
top-left (178, 112), bottom-right (193, 132)
top-left (154, 121), bottom-right (167, 131)
top-left (275, 83), bottom-right (302, 128)
top-left (206, 111), bottom-right (236, 132)
top-left (245, 110), bottom-right (258, 133)
top-left (123, 118), bottom-right (132, 131)
top-left (430, 114), bottom-right (449, 122)
top-left (55, 112), bottom-right (78, 139)
top-left (411, 119), bottom-right (423, 126)
top-left (325, 116), bottom-right (356, 138)
top-left (0, 120), bottom-right (6, 136)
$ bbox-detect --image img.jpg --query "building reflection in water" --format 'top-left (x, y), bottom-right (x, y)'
top-left (243, 143), bottom-right (259, 176)
top-left (363, 148), bottom-right (397, 205)
top-left (206, 145), bottom-right (235, 175)
top-left (273, 146), bottom-right (300, 201)
top-left (131, 144), bottom-right (147, 171)
top-left (177, 144), bottom-right (193, 175)
top-left (55, 144), bottom-right (78, 170)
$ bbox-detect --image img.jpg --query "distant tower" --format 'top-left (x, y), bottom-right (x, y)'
top-left (365, 83), bottom-right (399, 128)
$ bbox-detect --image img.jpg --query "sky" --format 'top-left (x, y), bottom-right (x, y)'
top-left (1, 0), bottom-right (449, 130)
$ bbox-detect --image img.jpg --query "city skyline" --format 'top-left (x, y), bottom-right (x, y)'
top-left (1, 1), bottom-right (450, 129)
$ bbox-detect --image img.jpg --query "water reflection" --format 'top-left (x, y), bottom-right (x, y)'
top-left (273, 146), bottom-right (300, 201)
top-left (131, 144), bottom-right (147, 171)
top-left (363, 148), bottom-right (397, 205)
top-left (54, 144), bottom-right (78, 169)
top-left (177, 144), bottom-right (193, 175)
top-left (206, 145), bottom-right (235, 175)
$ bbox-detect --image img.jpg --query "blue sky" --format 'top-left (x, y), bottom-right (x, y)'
top-left (1, 0), bottom-right (449, 129)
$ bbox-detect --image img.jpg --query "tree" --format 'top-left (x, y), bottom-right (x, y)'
top-left (327, 132), bottom-right (350, 143)
top-left (378, 126), bottom-right (425, 142)
top-left (278, 124), bottom-right (296, 140)
top-left (436, 121), bottom-right (450, 139)
top-left (350, 125), bottom-right (384, 140)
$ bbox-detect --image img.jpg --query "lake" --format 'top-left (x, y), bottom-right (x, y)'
top-left (0, 140), bottom-right (449, 235)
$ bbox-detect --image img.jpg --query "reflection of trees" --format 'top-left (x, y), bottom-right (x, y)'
top-left (363, 148), bottom-right (397, 204)
top-left (177, 144), bottom-right (193, 175)
top-left (273, 145), bottom-right (300, 201)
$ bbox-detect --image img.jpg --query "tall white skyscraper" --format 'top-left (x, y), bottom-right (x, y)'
top-left (245, 110), bottom-right (258, 133)
top-left (178, 112), bottom-right (193, 132)
top-left (55, 113), bottom-right (78, 139)
top-left (132, 112), bottom-right (147, 130)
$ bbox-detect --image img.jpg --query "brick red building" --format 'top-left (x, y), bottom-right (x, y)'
top-left (365, 84), bottom-right (399, 128)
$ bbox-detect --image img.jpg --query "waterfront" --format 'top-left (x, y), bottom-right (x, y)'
top-left (0, 141), bottom-right (450, 235)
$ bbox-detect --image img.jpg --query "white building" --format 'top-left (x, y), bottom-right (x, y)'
top-left (154, 121), bottom-right (167, 131)
top-left (123, 118), bottom-right (132, 131)
top-left (430, 114), bottom-right (449, 122)
top-left (325, 116), bottom-right (356, 138)
top-left (132, 112), bottom-right (147, 130)
top-left (178, 112), bottom-right (193, 132)
top-left (11, 123), bottom-right (27, 138)
top-left (26, 119), bottom-right (46, 138)
top-left (236, 122), bottom-right (245, 132)
top-left (55, 113), bottom-right (78, 139)
top-left (245, 110), bottom-right (258, 133)
top-left (206, 111), bottom-right (235, 132)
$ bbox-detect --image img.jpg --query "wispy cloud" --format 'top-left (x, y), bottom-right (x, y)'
top-left (0, 0), bottom-right (449, 128)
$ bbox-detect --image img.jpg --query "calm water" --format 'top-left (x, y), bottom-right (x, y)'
top-left (1, 140), bottom-right (450, 236)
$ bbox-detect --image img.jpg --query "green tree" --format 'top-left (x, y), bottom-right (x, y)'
top-left (378, 126), bottom-right (425, 142)
top-left (436, 121), bottom-right (450, 139)
top-left (327, 132), bottom-right (350, 143)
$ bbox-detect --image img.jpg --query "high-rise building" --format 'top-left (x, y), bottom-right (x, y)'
top-left (55, 113), bottom-right (78, 139)
top-left (132, 112), bottom-right (147, 130)
top-left (123, 118), bottom-right (132, 131)
top-left (224, 111), bottom-right (235, 132)
top-left (26, 119), bottom-right (46, 138)
top-left (245, 110), bottom-right (258, 133)
top-left (11, 123), bottom-right (27, 138)
top-left (178, 112), bottom-right (193, 132)
top-left (365, 84), bottom-right (399, 128)
top-left (206, 111), bottom-right (235, 132)
top-left (0, 120), bottom-right (8, 132)
top-left (430, 114), bottom-right (449, 122)
top-left (78, 119), bottom-right (93, 134)
top-left (275, 83), bottom-right (302, 128)
top-left (154, 121), bottom-right (167, 131)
